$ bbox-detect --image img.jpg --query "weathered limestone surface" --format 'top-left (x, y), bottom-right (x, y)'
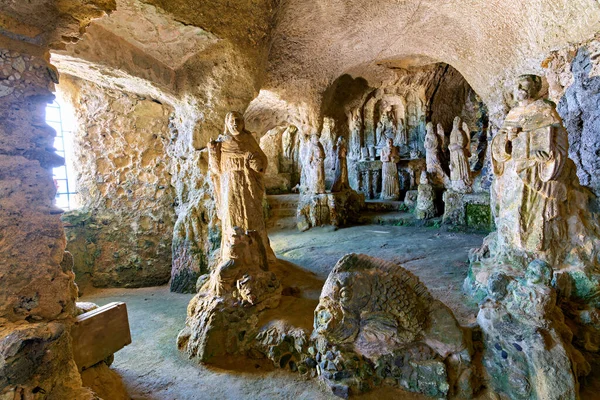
top-left (178, 112), bottom-right (281, 363)
top-left (0, 1), bottom-right (117, 398)
top-left (0, 50), bottom-right (77, 323)
top-left (545, 36), bottom-right (600, 201)
top-left (80, 360), bottom-right (129, 400)
top-left (59, 76), bottom-right (176, 289)
top-left (467, 75), bottom-right (600, 399)
top-left (310, 254), bottom-right (474, 398)
top-left (477, 261), bottom-right (588, 400)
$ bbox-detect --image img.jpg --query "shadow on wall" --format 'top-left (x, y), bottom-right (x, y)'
top-left (558, 47), bottom-right (600, 199)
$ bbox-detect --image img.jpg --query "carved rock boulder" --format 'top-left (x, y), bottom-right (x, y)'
top-left (310, 254), bottom-right (474, 398)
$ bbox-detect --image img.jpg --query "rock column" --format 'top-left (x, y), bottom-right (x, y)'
top-left (0, 44), bottom-right (95, 398)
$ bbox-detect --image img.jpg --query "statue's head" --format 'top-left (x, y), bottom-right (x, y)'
top-left (419, 171), bottom-right (429, 185)
top-left (515, 75), bottom-right (542, 102)
top-left (452, 116), bottom-right (461, 130)
top-left (224, 111), bottom-right (245, 136)
top-left (314, 271), bottom-right (369, 343)
top-left (426, 122), bottom-right (434, 136)
top-left (337, 136), bottom-right (346, 147)
top-left (386, 137), bottom-right (394, 147)
top-left (437, 123), bottom-right (445, 136)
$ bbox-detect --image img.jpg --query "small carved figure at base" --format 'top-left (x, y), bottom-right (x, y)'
top-left (415, 171), bottom-right (436, 220)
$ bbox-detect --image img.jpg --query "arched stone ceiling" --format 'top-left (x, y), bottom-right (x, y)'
top-left (263, 0), bottom-right (600, 117)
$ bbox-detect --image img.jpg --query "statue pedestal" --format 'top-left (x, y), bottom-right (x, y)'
top-left (442, 191), bottom-right (492, 230)
top-left (355, 160), bottom-right (382, 199)
top-left (296, 189), bottom-right (365, 231)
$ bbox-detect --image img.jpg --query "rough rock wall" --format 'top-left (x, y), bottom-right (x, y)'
top-left (545, 35), bottom-right (600, 199)
top-left (59, 76), bottom-right (176, 289)
top-left (0, 0), bottom-right (116, 398)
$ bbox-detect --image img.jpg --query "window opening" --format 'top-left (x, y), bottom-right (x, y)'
top-left (47, 97), bottom-right (79, 210)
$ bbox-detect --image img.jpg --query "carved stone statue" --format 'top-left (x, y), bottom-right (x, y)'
top-left (179, 112), bottom-right (281, 364)
top-left (380, 137), bottom-right (400, 200)
top-left (208, 111), bottom-right (274, 262)
top-left (491, 75), bottom-right (569, 254)
top-left (466, 77), bottom-right (600, 399)
top-left (331, 136), bottom-right (350, 192)
top-left (415, 171), bottom-right (436, 220)
top-left (282, 124), bottom-right (297, 160)
top-left (437, 123), bottom-right (448, 155)
top-left (396, 117), bottom-right (408, 146)
top-left (305, 133), bottom-right (326, 194)
top-left (376, 106), bottom-right (396, 147)
top-left (424, 122), bottom-right (443, 176)
top-left (449, 116), bottom-right (472, 193)
top-left (349, 109), bottom-right (362, 159)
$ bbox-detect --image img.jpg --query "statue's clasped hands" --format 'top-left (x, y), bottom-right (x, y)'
top-left (533, 150), bottom-right (553, 162)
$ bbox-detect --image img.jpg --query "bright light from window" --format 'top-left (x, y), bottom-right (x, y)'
top-left (47, 95), bottom-right (79, 210)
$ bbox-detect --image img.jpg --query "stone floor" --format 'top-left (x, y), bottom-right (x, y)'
top-left (81, 224), bottom-right (486, 399)
top-left (270, 224), bottom-right (485, 325)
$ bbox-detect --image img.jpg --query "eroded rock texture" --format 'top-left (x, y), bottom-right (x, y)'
top-left (477, 261), bottom-right (588, 400)
top-left (310, 254), bottom-right (473, 398)
top-left (0, 0), bottom-right (117, 398)
top-left (467, 75), bottom-right (600, 400)
top-left (545, 37), bottom-right (600, 201)
top-left (59, 76), bottom-right (176, 289)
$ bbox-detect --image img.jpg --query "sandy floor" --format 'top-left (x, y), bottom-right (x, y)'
top-left (82, 224), bottom-right (488, 399)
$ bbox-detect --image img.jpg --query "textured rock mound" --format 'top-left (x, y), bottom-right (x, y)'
top-left (477, 260), bottom-right (589, 400)
top-left (177, 229), bottom-right (282, 363)
top-left (310, 254), bottom-right (474, 398)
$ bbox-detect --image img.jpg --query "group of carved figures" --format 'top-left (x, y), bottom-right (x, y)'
top-left (359, 114), bottom-right (474, 202)
top-left (301, 133), bottom-right (350, 195)
top-left (188, 73), bottom-right (600, 400)
top-left (424, 117), bottom-right (473, 193)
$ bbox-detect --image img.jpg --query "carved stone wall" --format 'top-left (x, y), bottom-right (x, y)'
top-left (59, 76), bottom-right (176, 289)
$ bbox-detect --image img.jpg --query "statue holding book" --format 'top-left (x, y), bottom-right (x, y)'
top-left (491, 75), bottom-right (568, 254)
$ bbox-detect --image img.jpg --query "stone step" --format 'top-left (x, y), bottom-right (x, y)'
top-left (270, 208), bottom-right (297, 218)
top-left (364, 200), bottom-right (408, 213)
top-left (267, 193), bottom-right (300, 210)
top-left (358, 211), bottom-right (442, 228)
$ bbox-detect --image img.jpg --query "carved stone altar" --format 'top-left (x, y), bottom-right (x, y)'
top-left (442, 191), bottom-right (492, 231)
top-left (356, 159), bottom-right (382, 199)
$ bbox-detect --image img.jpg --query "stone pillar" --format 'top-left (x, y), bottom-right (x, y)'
top-left (0, 48), bottom-right (77, 322)
top-left (0, 44), bottom-right (95, 398)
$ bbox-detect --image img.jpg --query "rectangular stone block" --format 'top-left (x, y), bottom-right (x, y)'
top-left (71, 301), bottom-right (131, 371)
